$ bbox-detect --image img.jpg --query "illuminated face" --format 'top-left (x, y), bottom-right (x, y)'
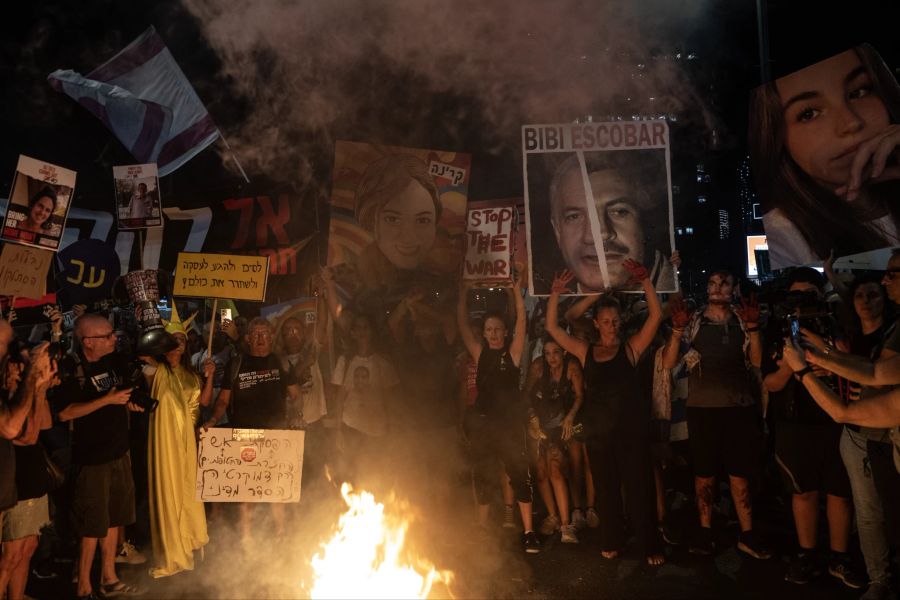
top-left (707, 273), bottom-right (734, 304)
top-left (882, 255), bottom-right (900, 304)
top-left (543, 340), bottom-right (563, 370)
top-left (281, 318), bottom-right (305, 354)
top-left (777, 49), bottom-right (890, 190)
top-left (375, 180), bottom-right (437, 270)
top-left (166, 333), bottom-right (187, 365)
top-left (483, 316), bottom-right (507, 350)
top-left (30, 195), bottom-right (54, 226)
top-left (853, 281), bottom-right (885, 322)
top-left (248, 325), bottom-right (273, 356)
top-left (593, 306), bottom-right (621, 340)
top-left (552, 167), bottom-right (645, 291)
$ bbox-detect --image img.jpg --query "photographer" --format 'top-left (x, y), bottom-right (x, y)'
top-left (57, 314), bottom-right (145, 599)
top-left (762, 268), bottom-right (861, 588)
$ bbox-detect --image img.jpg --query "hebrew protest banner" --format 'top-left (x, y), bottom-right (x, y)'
top-left (522, 121), bottom-right (676, 295)
top-left (463, 199), bottom-right (517, 285)
top-left (1, 155), bottom-right (75, 251)
top-left (113, 163), bottom-right (163, 230)
top-left (55, 239), bottom-right (121, 309)
top-left (0, 243), bottom-right (53, 300)
top-left (196, 428), bottom-right (305, 503)
top-left (173, 252), bottom-right (268, 301)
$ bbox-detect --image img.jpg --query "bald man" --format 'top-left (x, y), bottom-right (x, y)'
top-left (59, 314), bottom-right (144, 598)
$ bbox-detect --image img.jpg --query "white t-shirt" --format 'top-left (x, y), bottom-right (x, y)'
top-left (332, 353), bottom-right (398, 437)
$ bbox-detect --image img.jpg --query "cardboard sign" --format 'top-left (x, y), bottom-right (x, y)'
top-left (0, 243), bottom-right (53, 299)
top-left (113, 163), bottom-right (163, 230)
top-left (464, 199), bottom-right (516, 285)
top-left (196, 428), bottom-right (305, 503)
top-left (55, 239), bottom-right (120, 309)
top-left (173, 252), bottom-right (269, 301)
top-left (1, 155), bottom-right (76, 251)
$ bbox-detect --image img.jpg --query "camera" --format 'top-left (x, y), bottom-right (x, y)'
top-left (770, 289), bottom-right (835, 359)
top-left (116, 359), bottom-right (159, 412)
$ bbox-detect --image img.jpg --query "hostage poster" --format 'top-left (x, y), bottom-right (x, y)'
top-left (326, 141), bottom-right (470, 329)
top-left (2, 155), bottom-right (76, 251)
top-left (522, 121), bottom-right (677, 295)
top-left (113, 163), bottom-right (163, 230)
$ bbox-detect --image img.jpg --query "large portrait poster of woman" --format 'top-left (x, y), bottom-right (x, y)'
top-left (326, 141), bottom-right (470, 328)
top-left (750, 44), bottom-right (900, 270)
top-left (1, 155), bottom-right (76, 251)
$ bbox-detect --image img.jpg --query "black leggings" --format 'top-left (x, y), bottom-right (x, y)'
top-left (587, 432), bottom-right (660, 555)
top-left (465, 410), bottom-right (532, 505)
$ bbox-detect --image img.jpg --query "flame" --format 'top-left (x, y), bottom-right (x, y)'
top-left (310, 483), bottom-right (453, 599)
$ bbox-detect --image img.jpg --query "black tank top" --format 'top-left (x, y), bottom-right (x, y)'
top-left (581, 343), bottom-right (645, 438)
top-left (533, 356), bottom-right (575, 424)
top-left (475, 346), bottom-right (520, 418)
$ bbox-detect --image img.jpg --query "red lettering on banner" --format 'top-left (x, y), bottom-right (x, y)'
top-left (224, 197), bottom-right (254, 249)
top-left (256, 194), bottom-right (291, 246)
top-left (260, 246), bottom-right (297, 275)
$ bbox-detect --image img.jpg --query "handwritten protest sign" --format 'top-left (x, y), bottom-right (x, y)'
top-left (0, 243), bottom-right (53, 299)
top-left (196, 428), bottom-right (305, 503)
top-left (174, 252), bottom-right (269, 301)
top-left (464, 199), bottom-right (516, 285)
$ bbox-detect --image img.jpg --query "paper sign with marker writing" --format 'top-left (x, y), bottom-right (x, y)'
top-left (174, 252), bottom-right (269, 301)
top-left (0, 243), bottom-right (53, 299)
top-left (196, 428), bottom-right (305, 503)
top-left (464, 199), bottom-right (517, 285)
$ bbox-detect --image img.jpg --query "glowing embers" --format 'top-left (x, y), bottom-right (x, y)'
top-left (310, 483), bottom-right (453, 599)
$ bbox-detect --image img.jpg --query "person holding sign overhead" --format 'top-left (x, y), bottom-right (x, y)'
top-left (141, 303), bottom-right (214, 578)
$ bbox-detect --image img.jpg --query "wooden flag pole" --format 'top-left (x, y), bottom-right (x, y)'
top-left (207, 298), bottom-right (218, 357)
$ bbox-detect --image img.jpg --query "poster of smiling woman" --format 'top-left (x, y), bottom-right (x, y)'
top-left (2, 155), bottom-right (76, 251)
top-left (327, 141), bottom-right (470, 323)
top-left (750, 43), bottom-right (900, 270)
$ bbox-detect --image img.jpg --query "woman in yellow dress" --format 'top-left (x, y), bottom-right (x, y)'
top-left (143, 304), bottom-right (215, 577)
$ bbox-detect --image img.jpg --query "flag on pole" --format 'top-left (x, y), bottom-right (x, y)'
top-left (47, 26), bottom-right (219, 177)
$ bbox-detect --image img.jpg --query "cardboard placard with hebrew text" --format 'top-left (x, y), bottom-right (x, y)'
top-left (196, 428), bottom-right (305, 503)
top-left (0, 243), bottom-right (53, 299)
top-left (173, 252), bottom-right (269, 301)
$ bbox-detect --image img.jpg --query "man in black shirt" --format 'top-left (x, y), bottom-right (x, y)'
top-left (202, 317), bottom-right (301, 546)
top-left (58, 314), bottom-right (144, 599)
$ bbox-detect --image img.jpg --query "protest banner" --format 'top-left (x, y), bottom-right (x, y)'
top-left (55, 239), bottom-right (120, 309)
top-left (113, 163), bottom-right (163, 230)
top-left (463, 199), bottom-right (517, 285)
top-left (326, 141), bottom-right (470, 326)
top-left (173, 252), bottom-right (269, 301)
top-left (196, 428), bottom-right (305, 503)
top-left (1, 155), bottom-right (75, 251)
top-left (522, 121), bottom-right (676, 295)
top-left (0, 243), bottom-right (53, 300)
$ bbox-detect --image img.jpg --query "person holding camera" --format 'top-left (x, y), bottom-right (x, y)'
top-left (762, 268), bottom-right (861, 588)
top-left (57, 314), bottom-right (145, 600)
top-left (661, 269), bottom-right (769, 559)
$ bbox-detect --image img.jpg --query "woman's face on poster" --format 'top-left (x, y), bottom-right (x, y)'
top-left (29, 195), bottom-right (54, 227)
top-left (777, 49), bottom-right (890, 190)
top-left (374, 180), bottom-right (437, 270)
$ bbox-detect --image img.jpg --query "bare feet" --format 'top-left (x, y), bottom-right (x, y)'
top-left (646, 553), bottom-right (665, 566)
top-left (600, 550), bottom-right (619, 559)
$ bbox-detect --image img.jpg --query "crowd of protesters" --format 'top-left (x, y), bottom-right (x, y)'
top-left (0, 250), bottom-right (900, 600)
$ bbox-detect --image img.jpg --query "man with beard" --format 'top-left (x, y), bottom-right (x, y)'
top-left (662, 270), bottom-right (769, 559)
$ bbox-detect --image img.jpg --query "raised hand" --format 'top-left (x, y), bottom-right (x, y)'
top-left (669, 251), bottom-right (681, 270)
top-left (736, 292), bottom-right (761, 327)
top-left (623, 258), bottom-right (649, 284)
top-left (669, 293), bottom-right (693, 329)
top-left (551, 270), bottom-right (575, 295)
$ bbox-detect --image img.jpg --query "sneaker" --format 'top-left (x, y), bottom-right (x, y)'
top-left (658, 520), bottom-right (680, 546)
top-left (502, 505), bottom-right (516, 529)
top-left (737, 530), bottom-right (772, 560)
top-left (585, 507), bottom-right (601, 528)
top-left (31, 562), bottom-right (57, 579)
top-left (784, 551), bottom-right (819, 584)
top-left (689, 526), bottom-right (715, 556)
top-left (523, 530), bottom-right (541, 554)
top-left (539, 514), bottom-right (561, 536)
top-left (571, 508), bottom-right (588, 530)
top-left (560, 524), bottom-right (579, 544)
top-left (828, 553), bottom-right (866, 589)
top-left (115, 541), bottom-right (147, 565)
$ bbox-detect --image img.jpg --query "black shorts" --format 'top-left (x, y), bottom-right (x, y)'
top-left (72, 453), bottom-right (135, 538)
top-left (775, 421), bottom-right (850, 497)
top-left (687, 406), bottom-right (761, 478)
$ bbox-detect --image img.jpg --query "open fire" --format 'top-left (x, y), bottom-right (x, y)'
top-left (310, 483), bottom-right (453, 599)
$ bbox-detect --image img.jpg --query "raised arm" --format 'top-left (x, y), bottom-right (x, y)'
top-left (736, 292), bottom-right (762, 368)
top-left (508, 267), bottom-right (528, 368)
top-left (321, 266), bottom-right (351, 334)
top-left (544, 271), bottom-right (588, 365)
top-left (806, 340), bottom-right (900, 387)
top-left (624, 260), bottom-right (663, 361)
top-left (456, 279), bottom-right (482, 363)
top-left (563, 294), bottom-right (601, 326)
top-left (662, 294), bottom-right (692, 370)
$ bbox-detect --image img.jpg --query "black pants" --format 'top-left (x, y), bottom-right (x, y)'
top-left (465, 410), bottom-right (532, 505)
top-left (588, 431), bottom-right (660, 555)
top-left (867, 440), bottom-right (900, 546)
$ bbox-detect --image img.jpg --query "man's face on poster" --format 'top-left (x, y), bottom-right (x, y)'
top-left (551, 167), bottom-right (645, 291)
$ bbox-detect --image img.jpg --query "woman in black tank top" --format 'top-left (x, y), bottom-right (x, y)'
top-left (544, 262), bottom-right (666, 565)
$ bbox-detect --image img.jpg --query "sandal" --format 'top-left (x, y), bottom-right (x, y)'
top-left (99, 580), bottom-right (147, 597)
